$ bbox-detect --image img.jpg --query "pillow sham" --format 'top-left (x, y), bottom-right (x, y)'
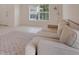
top-left (72, 30), bottom-right (79, 49)
top-left (60, 25), bottom-right (77, 46)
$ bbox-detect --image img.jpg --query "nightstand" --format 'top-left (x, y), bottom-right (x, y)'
top-left (47, 24), bottom-right (58, 32)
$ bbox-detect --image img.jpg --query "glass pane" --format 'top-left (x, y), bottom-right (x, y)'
top-left (30, 14), bottom-right (38, 20)
top-left (40, 13), bottom-right (49, 20)
top-left (30, 8), bottom-right (37, 12)
top-left (40, 4), bottom-right (49, 12)
top-left (30, 5), bottom-right (39, 12)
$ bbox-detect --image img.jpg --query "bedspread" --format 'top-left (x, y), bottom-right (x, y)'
top-left (0, 31), bottom-right (36, 55)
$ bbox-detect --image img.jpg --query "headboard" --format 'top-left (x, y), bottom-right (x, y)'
top-left (67, 19), bottom-right (79, 30)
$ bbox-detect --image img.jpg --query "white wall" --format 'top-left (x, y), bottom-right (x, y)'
top-left (0, 4), bottom-right (20, 27)
top-left (0, 5), bottom-right (14, 26)
top-left (63, 4), bottom-right (79, 29)
top-left (63, 4), bottom-right (79, 23)
top-left (19, 4), bottom-right (62, 28)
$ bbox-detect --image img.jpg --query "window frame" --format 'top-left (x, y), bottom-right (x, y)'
top-left (29, 4), bottom-right (50, 21)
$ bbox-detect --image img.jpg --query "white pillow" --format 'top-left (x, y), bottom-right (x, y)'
top-left (25, 38), bottom-right (40, 55)
top-left (60, 25), bottom-right (77, 46)
top-left (25, 42), bottom-right (36, 55)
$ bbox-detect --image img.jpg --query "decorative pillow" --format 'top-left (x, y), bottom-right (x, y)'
top-left (60, 25), bottom-right (77, 46)
top-left (57, 21), bottom-right (68, 37)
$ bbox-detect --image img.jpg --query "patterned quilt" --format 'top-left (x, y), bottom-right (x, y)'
top-left (0, 31), bottom-right (36, 55)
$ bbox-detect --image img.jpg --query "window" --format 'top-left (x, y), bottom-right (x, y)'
top-left (29, 4), bottom-right (49, 21)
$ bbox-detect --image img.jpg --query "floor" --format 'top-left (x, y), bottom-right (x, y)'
top-left (0, 26), bottom-right (42, 36)
top-left (15, 26), bottom-right (42, 33)
top-left (0, 26), bottom-right (58, 36)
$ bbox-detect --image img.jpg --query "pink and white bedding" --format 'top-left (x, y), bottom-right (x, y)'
top-left (0, 31), bottom-right (36, 55)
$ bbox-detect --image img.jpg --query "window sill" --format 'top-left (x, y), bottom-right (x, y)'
top-left (29, 20), bottom-right (49, 22)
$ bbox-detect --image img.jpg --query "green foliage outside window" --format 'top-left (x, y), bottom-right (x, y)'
top-left (40, 4), bottom-right (49, 12)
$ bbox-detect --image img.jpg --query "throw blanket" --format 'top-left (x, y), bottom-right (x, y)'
top-left (0, 31), bottom-right (36, 55)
